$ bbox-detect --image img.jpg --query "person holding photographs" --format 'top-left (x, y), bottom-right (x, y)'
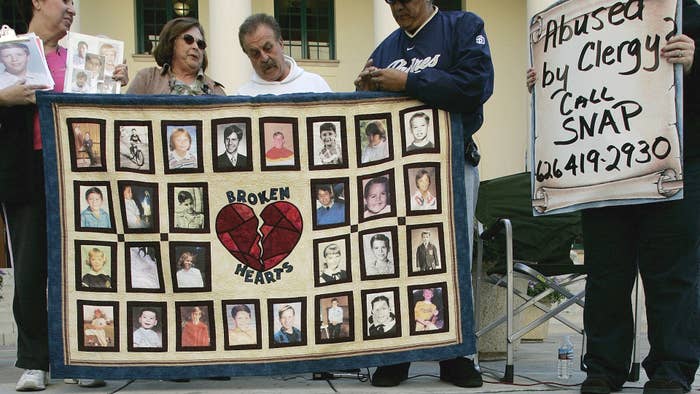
top-left (319, 243), bottom-right (347, 284)
top-left (412, 169), bottom-right (437, 211)
top-left (363, 176), bottom-right (391, 218)
top-left (174, 190), bottom-right (204, 229)
top-left (360, 121), bottom-right (389, 164)
top-left (416, 231), bottom-right (439, 271)
top-left (80, 187), bottom-right (111, 228)
top-left (327, 299), bottom-right (343, 339)
top-left (133, 308), bottom-right (161, 348)
top-left (414, 289), bottom-right (439, 331)
top-left (406, 112), bottom-right (434, 151)
top-left (168, 128), bottom-right (197, 169)
top-left (175, 252), bottom-right (204, 288)
top-left (273, 304), bottom-right (301, 344)
top-left (2, 2), bottom-right (127, 389)
top-left (123, 185), bottom-right (143, 228)
top-left (368, 295), bottom-right (397, 337)
top-left (217, 124), bottom-right (249, 169)
top-left (128, 17), bottom-right (224, 95)
top-left (316, 184), bottom-right (345, 226)
top-left (365, 234), bottom-right (394, 276)
top-left (354, 0), bottom-right (493, 386)
top-left (81, 248), bottom-right (111, 288)
top-left (181, 306), bottom-right (209, 347)
top-left (317, 122), bottom-right (341, 165)
top-left (0, 43), bottom-right (46, 89)
top-left (228, 305), bottom-right (256, 345)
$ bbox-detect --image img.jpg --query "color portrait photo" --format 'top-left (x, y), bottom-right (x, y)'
top-left (75, 182), bottom-right (114, 232)
top-left (69, 121), bottom-right (104, 169)
top-left (0, 37), bottom-right (53, 90)
top-left (78, 302), bottom-right (118, 351)
top-left (176, 303), bottom-right (214, 351)
top-left (128, 303), bottom-right (166, 351)
top-left (261, 119), bottom-right (299, 170)
top-left (224, 302), bottom-right (260, 349)
top-left (170, 243), bottom-right (211, 292)
top-left (316, 294), bottom-right (353, 343)
top-left (76, 242), bottom-right (115, 291)
top-left (409, 283), bottom-right (448, 335)
top-left (269, 300), bottom-right (306, 347)
top-left (163, 123), bottom-right (202, 172)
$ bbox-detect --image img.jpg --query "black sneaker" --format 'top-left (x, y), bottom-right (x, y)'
top-left (581, 376), bottom-right (614, 394)
top-left (439, 357), bottom-right (483, 388)
top-left (371, 363), bottom-right (410, 387)
top-left (643, 379), bottom-right (686, 394)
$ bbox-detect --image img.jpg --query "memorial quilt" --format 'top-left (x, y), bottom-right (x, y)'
top-left (38, 92), bottom-right (475, 379)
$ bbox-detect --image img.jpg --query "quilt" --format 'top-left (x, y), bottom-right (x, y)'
top-left (38, 92), bottom-right (475, 379)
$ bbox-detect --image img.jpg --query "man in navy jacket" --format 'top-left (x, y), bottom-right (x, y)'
top-left (355, 0), bottom-right (494, 388)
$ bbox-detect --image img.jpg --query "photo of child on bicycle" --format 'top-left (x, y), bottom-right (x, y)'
top-left (118, 125), bottom-right (150, 171)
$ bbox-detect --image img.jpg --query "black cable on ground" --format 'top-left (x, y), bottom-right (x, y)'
top-left (109, 379), bottom-right (134, 393)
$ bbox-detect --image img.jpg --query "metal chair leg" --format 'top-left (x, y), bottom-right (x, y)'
top-left (504, 219), bottom-right (515, 383)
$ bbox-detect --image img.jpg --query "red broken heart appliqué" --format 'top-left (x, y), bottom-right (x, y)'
top-left (215, 201), bottom-right (303, 272)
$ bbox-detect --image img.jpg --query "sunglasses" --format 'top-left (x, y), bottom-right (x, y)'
top-left (181, 34), bottom-right (207, 50)
top-left (384, 0), bottom-right (412, 4)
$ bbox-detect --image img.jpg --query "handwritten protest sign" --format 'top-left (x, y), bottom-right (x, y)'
top-left (529, 0), bottom-right (683, 215)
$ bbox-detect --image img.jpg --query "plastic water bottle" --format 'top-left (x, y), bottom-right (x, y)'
top-left (557, 335), bottom-right (574, 379)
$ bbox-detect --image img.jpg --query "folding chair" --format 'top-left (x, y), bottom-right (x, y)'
top-left (472, 172), bottom-right (585, 382)
top-left (472, 172), bottom-right (643, 383)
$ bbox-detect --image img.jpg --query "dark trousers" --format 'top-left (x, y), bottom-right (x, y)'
top-left (4, 196), bottom-right (49, 371)
top-left (328, 323), bottom-right (341, 339)
top-left (582, 162), bottom-right (700, 391)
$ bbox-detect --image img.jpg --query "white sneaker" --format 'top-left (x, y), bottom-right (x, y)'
top-left (78, 379), bottom-right (106, 388)
top-left (15, 369), bottom-right (48, 391)
top-left (63, 378), bottom-right (78, 384)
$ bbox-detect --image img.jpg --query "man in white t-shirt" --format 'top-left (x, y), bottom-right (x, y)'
top-left (237, 13), bottom-right (331, 96)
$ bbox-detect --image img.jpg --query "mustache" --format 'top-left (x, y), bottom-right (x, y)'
top-left (262, 59), bottom-right (277, 70)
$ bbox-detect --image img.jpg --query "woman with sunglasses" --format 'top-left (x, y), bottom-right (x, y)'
top-left (128, 17), bottom-right (225, 95)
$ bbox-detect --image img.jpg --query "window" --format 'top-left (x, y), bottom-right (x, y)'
top-left (275, 0), bottom-right (335, 61)
top-left (136, 0), bottom-right (199, 54)
top-left (0, 2), bottom-right (27, 34)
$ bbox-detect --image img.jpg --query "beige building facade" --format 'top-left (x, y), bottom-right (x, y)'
top-left (69, 0), bottom-right (550, 181)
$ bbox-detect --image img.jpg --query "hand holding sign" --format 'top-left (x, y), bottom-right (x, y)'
top-left (661, 34), bottom-right (696, 74)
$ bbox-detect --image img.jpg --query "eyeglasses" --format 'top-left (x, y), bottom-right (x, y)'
top-left (384, 0), bottom-right (412, 4)
top-left (181, 34), bottom-right (206, 50)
